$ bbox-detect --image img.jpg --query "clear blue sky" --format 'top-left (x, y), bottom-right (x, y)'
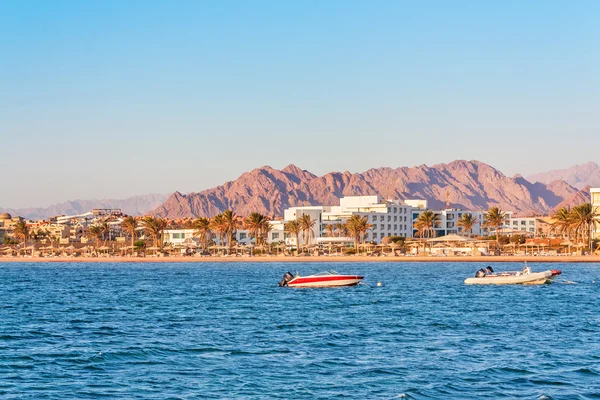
top-left (1, 0), bottom-right (599, 208)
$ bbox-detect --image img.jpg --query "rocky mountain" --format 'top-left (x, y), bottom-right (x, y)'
top-left (527, 162), bottom-right (600, 189)
top-left (1, 193), bottom-right (169, 220)
top-left (150, 160), bottom-right (580, 218)
top-left (552, 186), bottom-right (592, 212)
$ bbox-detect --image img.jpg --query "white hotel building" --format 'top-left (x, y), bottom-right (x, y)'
top-left (284, 195), bottom-right (413, 245)
top-left (591, 188), bottom-right (600, 240)
top-left (162, 195), bottom-right (528, 248)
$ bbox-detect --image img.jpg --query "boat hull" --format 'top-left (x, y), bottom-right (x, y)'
top-left (287, 275), bottom-right (364, 288)
top-left (464, 270), bottom-right (561, 285)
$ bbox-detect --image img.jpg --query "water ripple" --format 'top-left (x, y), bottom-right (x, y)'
top-left (0, 261), bottom-right (599, 398)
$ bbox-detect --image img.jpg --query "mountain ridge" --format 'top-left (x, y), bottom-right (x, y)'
top-left (149, 160), bottom-right (579, 218)
top-left (527, 162), bottom-right (600, 189)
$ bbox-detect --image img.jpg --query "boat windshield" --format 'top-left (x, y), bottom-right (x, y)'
top-left (312, 271), bottom-right (339, 276)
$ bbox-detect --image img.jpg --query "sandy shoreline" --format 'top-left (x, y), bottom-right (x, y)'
top-left (1, 255), bottom-right (599, 263)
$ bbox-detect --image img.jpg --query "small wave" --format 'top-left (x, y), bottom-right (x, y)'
top-left (574, 367), bottom-right (599, 375)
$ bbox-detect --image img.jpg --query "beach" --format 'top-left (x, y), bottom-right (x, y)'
top-left (1, 255), bottom-right (600, 263)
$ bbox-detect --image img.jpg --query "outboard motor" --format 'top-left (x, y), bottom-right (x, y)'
top-left (279, 272), bottom-right (295, 287)
top-left (475, 268), bottom-right (486, 278)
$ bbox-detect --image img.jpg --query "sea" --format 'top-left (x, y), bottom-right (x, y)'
top-left (0, 262), bottom-right (599, 399)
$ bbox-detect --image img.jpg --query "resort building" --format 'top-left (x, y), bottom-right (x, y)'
top-left (410, 208), bottom-right (488, 237)
top-left (502, 217), bottom-right (537, 236)
top-left (591, 188), bottom-right (600, 240)
top-left (284, 196), bottom-right (414, 245)
top-left (0, 213), bottom-right (23, 242)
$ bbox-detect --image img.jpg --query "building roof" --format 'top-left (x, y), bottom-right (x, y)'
top-left (0, 213), bottom-right (12, 220)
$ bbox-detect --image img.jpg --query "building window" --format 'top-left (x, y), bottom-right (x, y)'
top-left (172, 233), bottom-right (185, 239)
top-left (393, 224), bottom-right (397, 230)
top-left (380, 216), bottom-right (384, 222)
top-left (380, 224), bottom-right (384, 230)
top-left (240, 232), bottom-right (247, 240)
top-left (387, 216), bottom-right (391, 222)
top-left (372, 215), bottom-right (377, 222)
top-left (521, 221), bottom-right (526, 226)
top-left (529, 221), bottom-right (535, 225)
top-left (272, 232), bottom-right (279, 240)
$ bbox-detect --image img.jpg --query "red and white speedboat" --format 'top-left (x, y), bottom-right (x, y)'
top-left (279, 271), bottom-right (364, 288)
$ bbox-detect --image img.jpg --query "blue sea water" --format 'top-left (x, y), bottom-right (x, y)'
top-left (0, 262), bottom-right (599, 399)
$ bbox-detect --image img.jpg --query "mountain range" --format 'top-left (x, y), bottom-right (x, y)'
top-left (4, 160), bottom-right (597, 220)
top-left (149, 160), bottom-right (588, 219)
top-left (527, 162), bottom-right (600, 189)
top-left (0, 193), bottom-right (169, 220)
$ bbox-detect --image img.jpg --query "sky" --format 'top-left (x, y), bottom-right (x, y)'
top-left (1, 0), bottom-right (599, 208)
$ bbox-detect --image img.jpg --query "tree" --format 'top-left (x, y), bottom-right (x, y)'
top-left (86, 225), bottom-right (104, 255)
top-left (299, 214), bottom-right (316, 246)
top-left (221, 210), bottom-right (242, 252)
top-left (12, 220), bottom-right (29, 249)
top-left (210, 213), bottom-right (227, 248)
top-left (551, 207), bottom-right (572, 239)
top-left (483, 207), bottom-right (506, 251)
top-left (334, 222), bottom-right (347, 237)
top-left (120, 216), bottom-right (138, 250)
top-left (457, 213), bottom-right (478, 237)
top-left (324, 223), bottom-right (335, 238)
top-left (192, 217), bottom-right (212, 252)
top-left (570, 203), bottom-right (599, 249)
top-left (141, 216), bottom-right (168, 249)
top-left (345, 215), bottom-right (373, 251)
top-left (415, 211), bottom-right (439, 239)
top-left (284, 220), bottom-right (302, 252)
top-left (245, 212), bottom-right (267, 245)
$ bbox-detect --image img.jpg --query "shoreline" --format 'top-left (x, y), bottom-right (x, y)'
top-left (1, 255), bottom-right (600, 263)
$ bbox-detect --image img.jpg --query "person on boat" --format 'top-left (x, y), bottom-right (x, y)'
top-left (485, 266), bottom-right (494, 275)
top-left (475, 268), bottom-right (486, 278)
top-left (523, 264), bottom-right (531, 274)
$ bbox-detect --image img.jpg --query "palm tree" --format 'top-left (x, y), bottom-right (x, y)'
top-left (259, 218), bottom-right (272, 246)
top-left (299, 214), bottom-right (316, 246)
top-left (483, 207), bottom-right (506, 251)
top-left (192, 217), bottom-right (211, 252)
top-left (551, 207), bottom-right (572, 239)
top-left (570, 203), bottom-right (599, 249)
top-left (324, 223), bottom-right (335, 238)
top-left (416, 211), bottom-right (439, 239)
top-left (334, 222), bottom-right (347, 237)
top-left (13, 220), bottom-right (29, 250)
top-left (457, 213), bottom-right (478, 237)
top-left (221, 210), bottom-right (242, 252)
top-left (245, 212), bottom-right (267, 245)
top-left (120, 216), bottom-right (138, 250)
top-left (86, 225), bottom-right (104, 255)
top-left (141, 216), bottom-right (168, 249)
top-left (345, 215), bottom-right (373, 251)
top-left (210, 213), bottom-right (227, 248)
top-left (284, 220), bottom-right (302, 252)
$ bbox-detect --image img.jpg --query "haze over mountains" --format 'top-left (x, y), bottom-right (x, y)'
top-left (3, 160), bottom-right (598, 220)
top-left (527, 162), bottom-right (600, 189)
top-left (0, 194), bottom-right (168, 221)
top-left (149, 160), bottom-right (591, 219)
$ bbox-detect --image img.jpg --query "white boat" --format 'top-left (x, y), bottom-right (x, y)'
top-left (464, 268), bottom-right (562, 285)
top-left (278, 271), bottom-right (364, 288)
